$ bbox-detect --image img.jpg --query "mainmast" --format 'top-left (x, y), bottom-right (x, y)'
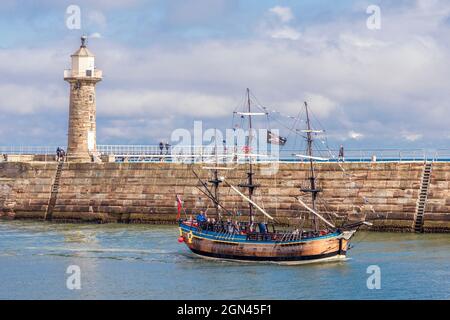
top-left (239, 88), bottom-right (257, 225)
top-left (302, 102), bottom-right (321, 231)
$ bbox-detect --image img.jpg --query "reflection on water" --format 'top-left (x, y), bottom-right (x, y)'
top-left (0, 220), bottom-right (449, 299)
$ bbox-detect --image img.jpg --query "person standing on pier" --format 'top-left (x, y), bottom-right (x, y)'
top-left (56, 147), bottom-right (61, 162)
top-left (164, 142), bottom-right (170, 155)
top-left (339, 145), bottom-right (345, 162)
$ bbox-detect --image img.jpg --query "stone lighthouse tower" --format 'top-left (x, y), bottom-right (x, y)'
top-left (64, 36), bottom-right (102, 162)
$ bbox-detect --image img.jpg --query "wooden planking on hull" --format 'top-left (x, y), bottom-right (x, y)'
top-left (180, 227), bottom-right (350, 262)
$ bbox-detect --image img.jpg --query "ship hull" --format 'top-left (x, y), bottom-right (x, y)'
top-left (179, 223), bottom-right (353, 264)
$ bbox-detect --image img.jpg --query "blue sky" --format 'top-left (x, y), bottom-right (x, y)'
top-left (0, 0), bottom-right (450, 151)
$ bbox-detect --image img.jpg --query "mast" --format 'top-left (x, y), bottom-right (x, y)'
top-left (238, 88), bottom-right (256, 225)
top-left (303, 102), bottom-right (320, 232)
top-left (208, 129), bottom-right (221, 219)
top-left (247, 88), bottom-right (255, 224)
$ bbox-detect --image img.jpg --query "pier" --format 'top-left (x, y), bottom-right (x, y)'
top-left (1, 154), bottom-right (450, 232)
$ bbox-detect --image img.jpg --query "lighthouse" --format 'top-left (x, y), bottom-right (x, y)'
top-left (64, 36), bottom-right (102, 162)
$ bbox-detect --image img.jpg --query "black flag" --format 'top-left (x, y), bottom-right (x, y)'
top-left (267, 130), bottom-right (287, 145)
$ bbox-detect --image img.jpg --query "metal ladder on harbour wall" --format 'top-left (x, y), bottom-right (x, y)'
top-left (44, 161), bottom-right (64, 221)
top-left (413, 162), bottom-right (432, 233)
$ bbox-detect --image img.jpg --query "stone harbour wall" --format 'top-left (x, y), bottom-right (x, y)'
top-left (0, 161), bottom-right (449, 232)
top-left (424, 163), bottom-right (450, 232)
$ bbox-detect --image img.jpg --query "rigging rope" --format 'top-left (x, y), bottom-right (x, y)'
top-left (220, 90), bottom-right (376, 227)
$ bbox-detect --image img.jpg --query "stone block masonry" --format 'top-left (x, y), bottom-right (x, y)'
top-left (0, 161), bottom-right (449, 232)
top-left (66, 80), bottom-right (98, 162)
top-left (0, 162), bottom-right (56, 219)
top-left (424, 163), bottom-right (450, 232)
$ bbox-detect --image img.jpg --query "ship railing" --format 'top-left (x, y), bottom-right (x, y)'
top-left (274, 232), bottom-right (305, 243)
top-left (246, 232), bottom-right (276, 242)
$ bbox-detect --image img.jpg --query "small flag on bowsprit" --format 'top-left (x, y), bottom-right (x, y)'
top-left (267, 130), bottom-right (287, 145)
top-left (176, 195), bottom-right (183, 220)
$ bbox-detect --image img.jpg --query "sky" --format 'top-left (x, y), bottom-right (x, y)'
top-left (0, 0), bottom-right (449, 151)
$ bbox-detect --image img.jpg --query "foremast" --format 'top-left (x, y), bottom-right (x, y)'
top-left (208, 128), bottom-right (222, 218)
top-left (238, 88), bottom-right (259, 226)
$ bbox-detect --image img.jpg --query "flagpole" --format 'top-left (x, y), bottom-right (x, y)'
top-left (176, 195), bottom-right (188, 220)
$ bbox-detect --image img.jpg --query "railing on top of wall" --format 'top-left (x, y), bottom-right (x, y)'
top-left (1, 145), bottom-right (449, 163)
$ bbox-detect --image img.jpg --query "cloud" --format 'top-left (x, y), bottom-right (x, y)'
top-left (269, 27), bottom-right (301, 40)
top-left (278, 94), bottom-right (336, 118)
top-left (348, 131), bottom-right (364, 140)
top-left (262, 6), bottom-right (301, 40)
top-left (269, 6), bottom-right (294, 23)
top-left (0, 84), bottom-right (65, 114)
top-left (0, 48), bottom-right (65, 78)
top-left (303, 93), bottom-right (337, 117)
top-left (401, 131), bottom-right (423, 142)
top-left (99, 117), bottom-right (175, 143)
top-left (89, 32), bottom-right (102, 39)
top-left (98, 89), bottom-right (234, 118)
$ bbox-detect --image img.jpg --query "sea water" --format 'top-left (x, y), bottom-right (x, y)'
top-left (0, 221), bottom-right (448, 299)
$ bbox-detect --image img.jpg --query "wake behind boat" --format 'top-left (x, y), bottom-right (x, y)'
top-left (177, 89), bottom-right (370, 264)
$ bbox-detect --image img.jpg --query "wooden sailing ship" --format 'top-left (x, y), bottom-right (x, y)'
top-left (177, 89), bottom-right (369, 264)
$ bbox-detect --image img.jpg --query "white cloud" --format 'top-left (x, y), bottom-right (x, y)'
top-left (0, 84), bottom-right (65, 114)
top-left (269, 6), bottom-right (294, 23)
top-left (0, 48), bottom-right (65, 76)
top-left (89, 32), bottom-right (102, 39)
top-left (304, 93), bottom-right (337, 117)
top-left (339, 34), bottom-right (389, 48)
top-left (279, 94), bottom-right (336, 118)
top-left (98, 89), bottom-right (234, 118)
top-left (262, 6), bottom-right (301, 40)
top-left (401, 132), bottom-right (423, 142)
top-left (348, 131), bottom-right (364, 140)
top-left (100, 117), bottom-right (175, 142)
top-left (269, 26), bottom-right (301, 40)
